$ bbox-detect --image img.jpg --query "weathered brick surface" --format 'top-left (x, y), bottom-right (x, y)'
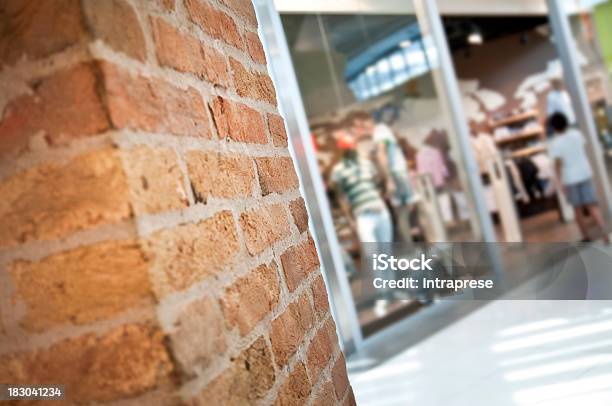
top-left (101, 61), bottom-right (210, 138)
top-left (275, 362), bottom-right (311, 406)
top-left (230, 58), bottom-right (277, 105)
top-left (151, 17), bottom-right (229, 86)
top-left (256, 157), bottom-right (299, 195)
top-left (312, 379), bottom-right (335, 406)
top-left (0, 324), bottom-right (172, 403)
top-left (9, 240), bottom-right (151, 332)
top-left (0, 0), bottom-right (352, 403)
top-left (239, 203), bottom-right (291, 255)
top-left (191, 337), bottom-right (275, 405)
top-left (307, 319), bottom-right (338, 384)
top-left (280, 237), bottom-right (320, 291)
top-left (0, 63), bottom-right (109, 155)
top-left (169, 296), bottom-right (226, 377)
top-left (246, 31), bottom-right (266, 64)
top-left (123, 146), bottom-right (189, 215)
top-left (268, 113), bottom-right (288, 147)
top-left (144, 211), bottom-right (239, 296)
top-left (311, 275), bottom-right (331, 321)
top-left (221, 262), bottom-right (280, 336)
top-left (83, 0), bottom-right (146, 61)
top-left (209, 96), bottom-right (267, 144)
top-left (0, 0), bottom-right (86, 67)
top-left (184, 0), bottom-right (243, 49)
top-left (219, 0), bottom-right (258, 29)
top-left (332, 354), bottom-right (350, 401)
top-left (186, 150), bottom-right (255, 202)
top-left (290, 197), bottom-right (309, 233)
top-left (0, 148), bottom-right (131, 247)
top-left (270, 294), bottom-right (314, 367)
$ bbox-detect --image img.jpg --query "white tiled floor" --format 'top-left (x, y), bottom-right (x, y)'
top-left (350, 300), bottom-right (612, 405)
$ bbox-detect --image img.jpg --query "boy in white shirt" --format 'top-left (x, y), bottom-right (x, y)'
top-left (548, 112), bottom-right (609, 243)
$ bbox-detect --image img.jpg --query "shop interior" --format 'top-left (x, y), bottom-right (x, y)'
top-left (280, 10), bottom-right (612, 336)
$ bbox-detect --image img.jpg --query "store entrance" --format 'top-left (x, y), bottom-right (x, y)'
top-left (442, 15), bottom-right (609, 243)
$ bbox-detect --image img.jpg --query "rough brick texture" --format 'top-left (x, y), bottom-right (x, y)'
top-left (256, 156), bottom-right (300, 195)
top-left (221, 262), bottom-right (280, 336)
top-left (186, 150), bottom-right (256, 201)
top-left (240, 203), bottom-right (291, 255)
top-left (281, 237), bottom-right (321, 291)
top-left (0, 324), bottom-right (172, 403)
top-left (0, 148), bottom-right (131, 247)
top-left (144, 210), bottom-right (240, 296)
top-left (0, 63), bottom-right (109, 155)
top-left (209, 96), bottom-right (267, 143)
top-left (83, 0), bottom-right (146, 61)
top-left (0, 1), bottom-right (352, 405)
top-left (9, 240), bottom-right (151, 332)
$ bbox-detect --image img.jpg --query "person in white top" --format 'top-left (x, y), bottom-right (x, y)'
top-left (546, 79), bottom-right (576, 125)
top-left (548, 112), bottom-right (608, 243)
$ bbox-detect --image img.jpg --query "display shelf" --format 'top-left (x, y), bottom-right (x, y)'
top-left (490, 110), bottom-right (539, 128)
top-left (511, 144), bottom-right (546, 158)
top-left (495, 127), bottom-right (544, 145)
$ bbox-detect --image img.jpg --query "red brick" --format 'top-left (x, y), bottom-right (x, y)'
top-left (209, 96), bottom-right (267, 144)
top-left (275, 362), bottom-right (311, 406)
top-left (246, 31), bottom-right (266, 64)
top-left (186, 150), bottom-right (255, 202)
top-left (122, 146), bottom-right (189, 215)
top-left (332, 354), bottom-right (350, 401)
top-left (221, 262), bottom-right (280, 336)
top-left (0, 324), bottom-right (172, 403)
top-left (158, 0), bottom-right (175, 11)
top-left (143, 211), bottom-right (239, 296)
top-left (0, 63), bottom-right (109, 155)
top-left (100, 61), bottom-right (210, 138)
top-left (290, 197), bottom-right (309, 233)
top-left (311, 275), bottom-right (331, 321)
top-left (306, 319), bottom-right (336, 384)
top-left (270, 294), bottom-right (314, 367)
top-left (280, 237), bottom-right (320, 291)
top-left (0, 148), bottom-right (131, 248)
top-left (151, 17), bottom-right (229, 87)
top-left (343, 387), bottom-right (357, 406)
top-left (239, 203), bottom-right (291, 255)
top-left (184, 0), bottom-right (243, 49)
top-left (170, 296), bottom-right (226, 377)
top-left (9, 240), bottom-right (152, 332)
top-left (83, 0), bottom-right (146, 61)
top-left (268, 113), bottom-right (288, 147)
top-left (312, 378), bottom-right (335, 406)
top-left (256, 157), bottom-right (299, 195)
top-left (191, 337), bottom-right (274, 405)
top-left (219, 0), bottom-right (258, 29)
top-left (230, 58), bottom-right (277, 105)
top-left (0, 0), bottom-right (86, 67)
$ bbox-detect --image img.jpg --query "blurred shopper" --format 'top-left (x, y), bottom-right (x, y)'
top-left (352, 110), bottom-right (418, 243)
top-left (549, 112), bottom-right (609, 243)
top-left (547, 78), bottom-right (576, 126)
top-left (330, 124), bottom-right (393, 315)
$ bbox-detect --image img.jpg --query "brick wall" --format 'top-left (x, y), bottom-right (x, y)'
top-left (0, 0), bottom-right (355, 404)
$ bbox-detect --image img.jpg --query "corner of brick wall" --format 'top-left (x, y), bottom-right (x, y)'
top-left (0, 0), bottom-right (355, 404)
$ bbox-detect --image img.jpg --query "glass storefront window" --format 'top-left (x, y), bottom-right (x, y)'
top-left (280, 11), bottom-right (486, 336)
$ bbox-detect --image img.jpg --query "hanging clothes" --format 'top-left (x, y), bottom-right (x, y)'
top-left (470, 132), bottom-right (501, 174)
top-left (416, 145), bottom-right (448, 188)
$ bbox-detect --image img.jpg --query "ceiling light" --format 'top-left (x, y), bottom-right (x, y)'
top-left (399, 40), bottom-right (412, 48)
top-left (468, 31), bottom-right (483, 45)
